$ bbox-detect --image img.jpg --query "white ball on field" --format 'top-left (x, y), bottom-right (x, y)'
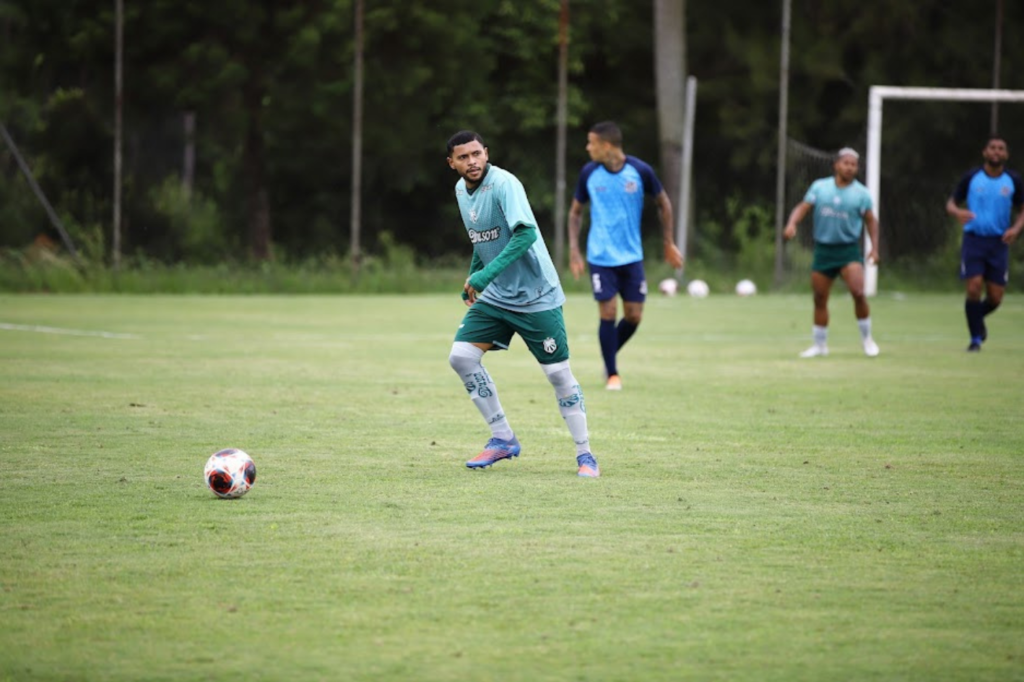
top-left (735, 279), bottom-right (757, 297)
top-left (658, 278), bottom-right (679, 297)
top-left (686, 279), bottom-right (710, 298)
top-left (204, 448), bottom-right (257, 499)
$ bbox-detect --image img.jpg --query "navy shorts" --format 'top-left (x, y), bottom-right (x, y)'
top-left (960, 232), bottom-right (1009, 285)
top-left (588, 261), bottom-right (647, 303)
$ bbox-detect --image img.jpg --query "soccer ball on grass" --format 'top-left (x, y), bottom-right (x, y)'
top-left (735, 279), bottom-right (757, 297)
top-left (204, 448), bottom-right (256, 499)
top-left (658, 278), bottom-right (679, 297)
top-left (686, 279), bottom-right (710, 298)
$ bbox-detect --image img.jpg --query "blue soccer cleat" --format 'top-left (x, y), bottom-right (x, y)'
top-left (466, 435), bottom-right (521, 469)
top-left (576, 453), bottom-right (600, 478)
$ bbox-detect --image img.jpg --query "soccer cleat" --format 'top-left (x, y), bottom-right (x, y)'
top-left (466, 435), bottom-right (521, 469)
top-left (799, 344), bottom-right (828, 358)
top-left (576, 453), bottom-right (600, 478)
top-left (605, 374), bottom-right (623, 391)
top-left (967, 342), bottom-right (982, 353)
top-left (863, 338), bottom-right (880, 357)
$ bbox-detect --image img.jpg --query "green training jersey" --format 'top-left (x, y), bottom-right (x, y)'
top-left (455, 164), bottom-right (565, 312)
top-left (803, 177), bottom-right (873, 245)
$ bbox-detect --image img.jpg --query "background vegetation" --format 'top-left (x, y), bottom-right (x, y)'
top-left (1, 0), bottom-right (1023, 290)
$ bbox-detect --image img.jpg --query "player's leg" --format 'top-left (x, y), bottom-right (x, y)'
top-left (450, 303), bottom-right (520, 468)
top-left (978, 239), bottom-right (1010, 344)
top-left (800, 270), bottom-right (834, 357)
top-left (616, 262), bottom-right (648, 355)
top-left (515, 307), bottom-right (598, 477)
top-left (960, 233), bottom-right (988, 351)
top-left (839, 260), bottom-right (878, 357)
top-left (590, 263), bottom-right (623, 389)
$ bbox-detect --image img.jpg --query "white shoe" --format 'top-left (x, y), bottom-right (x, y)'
top-left (799, 344), bottom-right (829, 358)
top-left (863, 338), bottom-right (880, 357)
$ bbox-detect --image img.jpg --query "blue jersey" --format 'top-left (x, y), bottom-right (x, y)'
top-left (803, 177), bottom-right (873, 245)
top-left (573, 155), bottom-right (664, 267)
top-left (950, 167), bottom-right (1024, 237)
top-left (454, 165), bottom-right (565, 313)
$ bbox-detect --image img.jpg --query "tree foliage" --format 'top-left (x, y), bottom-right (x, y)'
top-left (1, 0), bottom-right (1021, 265)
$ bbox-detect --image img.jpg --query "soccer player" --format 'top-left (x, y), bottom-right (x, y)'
top-left (783, 147), bottom-right (880, 358)
top-left (568, 121), bottom-right (684, 391)
top-left (945, 137), bottom-right (1024, 352)
top-left (445, 130), bottom-right (599, 478)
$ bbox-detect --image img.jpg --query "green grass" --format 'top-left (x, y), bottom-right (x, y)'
top-left (1, 292), bottom-right (1023, 681)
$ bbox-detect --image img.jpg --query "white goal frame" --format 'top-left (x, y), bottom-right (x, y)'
top-left (865, 86), bottom-right (1024, 296)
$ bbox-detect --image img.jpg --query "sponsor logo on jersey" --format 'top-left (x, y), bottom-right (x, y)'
top-left (469, 209), bottom-right (479, 223)
top-left (469, 227), bottom-right (501, 244)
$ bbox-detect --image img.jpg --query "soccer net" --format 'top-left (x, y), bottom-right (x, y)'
top-left (782, 87), bottom-right (1024, 294)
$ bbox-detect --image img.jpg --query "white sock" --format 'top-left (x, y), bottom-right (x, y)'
top-left (542, 360), bottom-right (591, 456)
top-left (813, 325), bottom-right (828, 347)
top-left (857, 317), bottom-right (872, 341)
top-left (448, 342), bottom-right (514, 440)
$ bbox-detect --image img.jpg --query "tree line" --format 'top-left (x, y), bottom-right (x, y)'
top-left (1, 0), bottom-right (1021, 271)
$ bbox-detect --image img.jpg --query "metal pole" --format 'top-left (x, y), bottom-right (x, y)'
top-left (0, 123), bottom-right (82, 265)
top-left (991, 0), bottom-right (1004, 135)
top-left (772, 0), bottom-right (791, 288)
top-left (553, 0), bottom-right (569, 270)
top-left (676, 75), bottom-right (696, 276)
top-left (113, 0), bottom-right (123, 269)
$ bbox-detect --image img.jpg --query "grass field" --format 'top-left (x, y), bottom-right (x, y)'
top-left (1, 292), bottom-right (1023, 682)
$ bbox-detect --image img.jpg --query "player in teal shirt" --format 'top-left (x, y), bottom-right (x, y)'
top-left (784, 147), bottom-right (880, 358)
top-left (445, 131), bottom-right (599, 478)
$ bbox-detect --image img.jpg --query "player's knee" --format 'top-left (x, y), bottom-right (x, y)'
top-left (449, 342), bottom-right (483, 375)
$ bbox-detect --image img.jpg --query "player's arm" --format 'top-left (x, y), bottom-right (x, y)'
top-left (463, 225), bottom-right (538, 304)
top-left (461, 251), bottom-right (485, 302)
top-left (655, 190), bottom-right (683, 269)
top-left (783, 201), bottom-right (812, 240)
top-left (864, 209), bottom-right (880, 264)
top-left (1003, 173), bottom-right (1024, 244)
top-left (946, 171), bottom-right (975, 225)
top-left (567, 199), bottom-right (587, 279)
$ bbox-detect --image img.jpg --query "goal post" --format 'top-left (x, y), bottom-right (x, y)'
top-left (865, 86), bottom-right (1024, 296)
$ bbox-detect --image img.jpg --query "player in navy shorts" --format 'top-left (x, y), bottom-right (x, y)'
top-left (945, 137), bottom-right (1024, 352)
top-left (567, 122), bottom-right (683, 390)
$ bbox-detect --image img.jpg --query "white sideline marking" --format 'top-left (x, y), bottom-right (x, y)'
top-left (0, 322), bottom-right (140, 339)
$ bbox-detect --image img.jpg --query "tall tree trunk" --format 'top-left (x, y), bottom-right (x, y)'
top-left (243, 77), bottom-right (272, 261)
top-left (653, 0), bottom-right (686, 226)
top-left (350, 0), bottom-right (365, 271)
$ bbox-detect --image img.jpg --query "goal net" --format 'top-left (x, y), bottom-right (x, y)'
top-left (782, 87), bottom-right (1024, 295)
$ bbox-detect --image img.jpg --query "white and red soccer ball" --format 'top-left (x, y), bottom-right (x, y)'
top-left (204, 448), bottom-right (256, 499)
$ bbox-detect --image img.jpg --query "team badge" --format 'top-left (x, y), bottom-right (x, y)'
top-left (542, 337), bottom-right (558, 354)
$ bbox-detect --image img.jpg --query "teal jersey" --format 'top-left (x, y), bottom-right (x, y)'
top-left (803, 177), bottom-right (873, 244)
top-left (455, 165), bottom-right (565, 312)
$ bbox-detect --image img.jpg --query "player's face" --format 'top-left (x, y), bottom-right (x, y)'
top-left (448, 140), bottom-right (489, 187)
top-left (983, 139), bottom-right (1009, 167)
top-left (834, 155), bottom-right (858, 183)
top-left (585, 132), bottom-right (612, 163)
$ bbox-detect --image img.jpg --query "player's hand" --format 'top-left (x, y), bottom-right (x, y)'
top-left (867, 248), bottom-right (880, 265)
top-left (1003, 226), bottom-right (1022, 245)
top-left (664, 242), bottom-right (683, 269)
top-left (569, 252), bottom-right (586, 280)
top-left (952, 208), bottom-right (975, 225)
top-left (783, 223), bottom-right (797, 240)
top-left (463, 279), bottom-right (479, 306)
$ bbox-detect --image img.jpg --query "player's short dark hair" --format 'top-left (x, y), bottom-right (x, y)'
top-left (590, 121), bottom-right (623, 147)
top-left (447, 130), bottom-right (485, 155)
top-left (986, 136), bottom-right (1008, 150)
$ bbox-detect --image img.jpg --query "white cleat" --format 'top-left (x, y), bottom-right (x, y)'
top-left (863, 338), bottom-right (880, 357)
top-left (799, 344), bottom-right (829, 358)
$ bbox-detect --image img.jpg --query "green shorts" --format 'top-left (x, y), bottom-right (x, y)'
top-left (813, 242), bottom-right (863, 279)
top-left (454, 301), bottom-right (570, 365)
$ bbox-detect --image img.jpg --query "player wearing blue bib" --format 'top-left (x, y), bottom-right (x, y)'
top-left (446, 131), bottom-right (598, 478)
top-left (945, 137), bottom-right (1024, 352)
top-left (784, 147), bottom-right (880, 358)
top-left (568, 121), bottom-right (683, 390)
